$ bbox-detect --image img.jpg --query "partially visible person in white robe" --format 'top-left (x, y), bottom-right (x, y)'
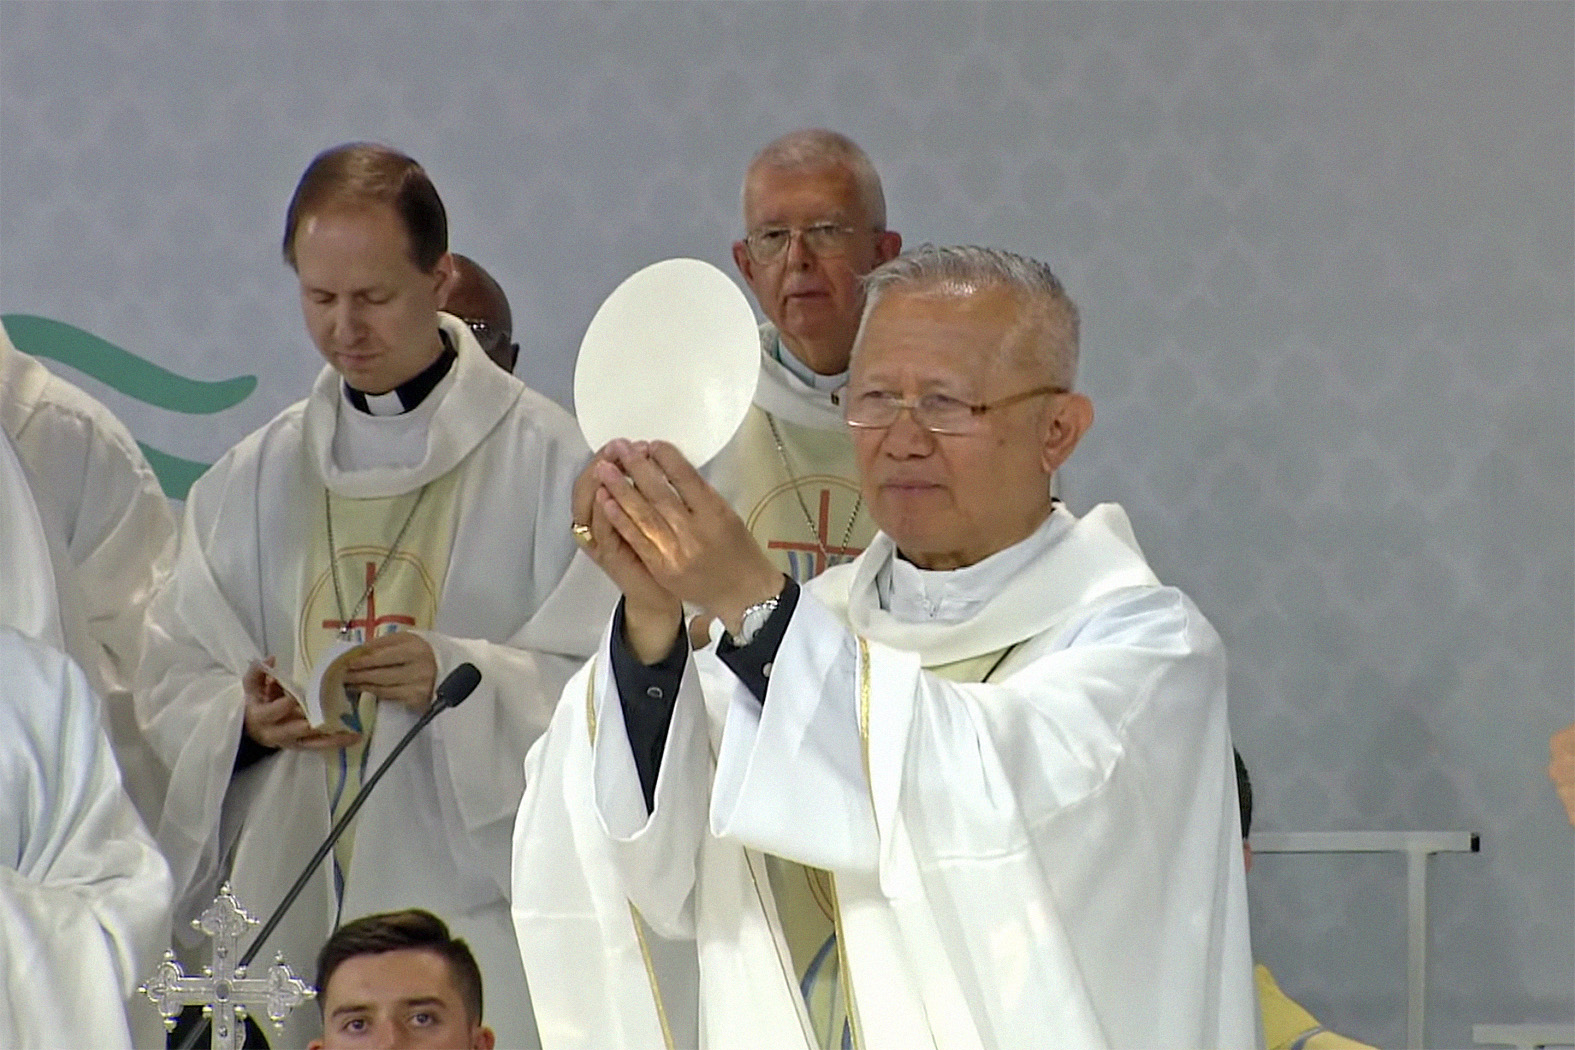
top-left (0, 627), bottom-right (173, 1049)
top-left (0, 427), bottom-right (68, 645)
top-left (138, 143), bottom-right (613, 1049)
top-left (514, 246), bottom-right (1258, 1049)
top-left (1, 319), bottom-right (176, 823)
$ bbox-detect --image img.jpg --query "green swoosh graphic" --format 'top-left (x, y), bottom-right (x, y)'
top-left (2, 313), bottom-right (256, 414)
top-left (136, 442), bottom-right (209, 501)
top-left (3, 313), bottom-right (259, 499)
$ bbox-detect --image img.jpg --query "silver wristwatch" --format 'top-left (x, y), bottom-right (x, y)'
top-left (730, 592), bottom-right (781, 647)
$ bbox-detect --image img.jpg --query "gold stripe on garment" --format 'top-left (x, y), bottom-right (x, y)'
top-left (856, 637), bottom-right (872, 792)
top-left (584, 662), bottom-right (674, 1048)
top-left (828, 872), bottom-right (863, 1050)
top-left (745, 851), bottom-right (822, 1046)
top-left (838, 636), bottom-right (877, 1049)
top-left (629, 902), bottom-right (677, 1050)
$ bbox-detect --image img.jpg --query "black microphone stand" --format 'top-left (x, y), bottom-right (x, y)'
top-left (176, 664), bottom-right (479, 1050)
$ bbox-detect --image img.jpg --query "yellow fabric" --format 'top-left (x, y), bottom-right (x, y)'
top-left (720, 406), bottom-right (876, 584)
top-left (766, 858), bottom-right (846, 1048)
top-left (1257, 963), bottom-right (1376, 1050)
top-left (295, 470), bottom-right (459, 872)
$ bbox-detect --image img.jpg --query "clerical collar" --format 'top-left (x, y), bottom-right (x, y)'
top-left (878, 501), bottom-right (1068, 625)
top-left (774, 336), bottom-right (847, 392)
top-left (342, 332), bottom-right (457, 416)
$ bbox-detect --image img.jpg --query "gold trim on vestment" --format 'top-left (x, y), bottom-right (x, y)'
top-left (743, 851), bottom-right (821, 1046)
top-left (828, 871), bottom-right (863, 1050)
top-left (584, 664), bottom-right (675, 1049)
top-left (838, 636), bottom-right (876, 1049)
top-left (856, 637), bottom-right (872, 790)
top-left (629, 902), bottom-right (677, 1050)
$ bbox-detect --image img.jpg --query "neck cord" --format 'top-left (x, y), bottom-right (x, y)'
top-left (765, 413), bottom-right (863, 567)
top-left (324, 486), bottom-right (428, 639)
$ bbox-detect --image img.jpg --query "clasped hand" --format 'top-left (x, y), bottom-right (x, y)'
top-left (242, 633), bottom-right (439, 751)
top-left (572, 439), bottom-right (783, 662)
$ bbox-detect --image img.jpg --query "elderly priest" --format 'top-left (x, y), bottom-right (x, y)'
top-left (513, 246), bottom-right (1257, 1049)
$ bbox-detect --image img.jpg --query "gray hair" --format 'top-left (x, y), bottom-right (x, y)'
top-left (857, 245), bottom-right (1080, 388)
top-left (744, 129), bottom-right (888, 229)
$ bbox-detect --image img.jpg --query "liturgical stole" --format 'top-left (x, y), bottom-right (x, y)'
top-left (294, 471), bottom-right (460, 883)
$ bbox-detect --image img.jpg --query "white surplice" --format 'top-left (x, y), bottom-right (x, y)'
top-left (0, 322), bottom-right (177, 825)
top-left (513, 503), bottom-right (1259, 1050)
top-left (138, 316), bottom-right (616, 1049)
top-left (0, 428), bottom-right (66, 646)
top-left (0, 626), bottom-right (174, 1050)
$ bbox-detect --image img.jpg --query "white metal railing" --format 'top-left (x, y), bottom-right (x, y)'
top-left (1472, 1024), bottom-right (1575, 1049)
top-left (1249, 830), bottom-right (1481, 1050)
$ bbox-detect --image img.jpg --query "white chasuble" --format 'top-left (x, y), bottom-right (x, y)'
top-left (514, 503), bottom-right (1259, 1050)
top-left (0, 325), bottom-right (176, 830)
top-left (139, 315), bottom-right (615, 1050)
top-left (0, 430), bottom-right (65, 646)
top-left (0, 628), bottom-right (173, 1050)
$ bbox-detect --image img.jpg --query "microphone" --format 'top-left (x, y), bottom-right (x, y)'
top-left (176, 663), bottom-right (481, 1050)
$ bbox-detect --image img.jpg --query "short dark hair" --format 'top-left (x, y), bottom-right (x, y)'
top-left (283, 142), bottom-right (448, 272)
top-left (1234, 748), bottom-right (1253, 838)
top-left (315, 910), bottom-right (483, 1024)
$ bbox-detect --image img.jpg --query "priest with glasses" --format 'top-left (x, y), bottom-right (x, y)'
top-left (513, 246), bottom-right (1257, 1049)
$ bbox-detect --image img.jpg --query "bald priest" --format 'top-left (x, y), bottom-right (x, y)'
top-left (513, 246), bottom-right (1257, 1049)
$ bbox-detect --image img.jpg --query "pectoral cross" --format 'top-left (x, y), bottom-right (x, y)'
top-left (767, 488), bottom-right (863, 579)
top-left (322, 560), bottom-right (417, 640)
top-left (140, 884), bottom-right (314, 1050)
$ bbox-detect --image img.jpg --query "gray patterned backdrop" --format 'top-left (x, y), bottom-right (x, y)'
top-left (1, 3), bottom-right (1569, 1046)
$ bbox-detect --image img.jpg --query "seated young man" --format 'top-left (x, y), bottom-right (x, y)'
top-left (310, 910), bottom-right (494, 1050)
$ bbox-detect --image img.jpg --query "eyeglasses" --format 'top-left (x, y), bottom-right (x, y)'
top-left (741, 222), bottom-right (876, 265)
top-left (837, 384), bottom-right (1066, 436)
top-left (463, 319), bottom-right (512, 357)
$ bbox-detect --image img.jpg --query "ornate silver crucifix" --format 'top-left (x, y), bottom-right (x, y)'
top-left (140, 883), bottom-right (315, 1050)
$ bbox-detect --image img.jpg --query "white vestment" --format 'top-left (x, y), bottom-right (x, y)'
top-left (513, 503), bottom-right (1259, 1050)
top-left (0, 428), bottom-right (66, 645)
top-left (0, 626), bottom-right (174, 1050)
top-left (0, 322), bottom-right (176, 822)
top-left (139, 316), bottom-right (615, 1049)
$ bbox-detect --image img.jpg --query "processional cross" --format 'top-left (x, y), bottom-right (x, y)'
top-left (140, 883), bottom-right (315, 1050)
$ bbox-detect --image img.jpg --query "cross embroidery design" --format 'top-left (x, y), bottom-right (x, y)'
top-left (768, 488), bottom-right (864, 580)
top-left (139, 884), bottom-right (314, 1050)
top-left (322, 560), bottom-right (417, 641)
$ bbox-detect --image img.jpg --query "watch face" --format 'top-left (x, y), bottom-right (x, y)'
top-left (736, 597), bottom-right (778, 646)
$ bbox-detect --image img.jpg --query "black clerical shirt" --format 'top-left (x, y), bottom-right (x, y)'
top-left (610, 579), bottom-right (801, 812)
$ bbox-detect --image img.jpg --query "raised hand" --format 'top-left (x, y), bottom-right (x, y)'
top-left (573, 442), bottom-right (684, 662)
top-left (592, 440), bottom-right (784, 635)
top-left (1551, 723), bottom-right (1575, 827)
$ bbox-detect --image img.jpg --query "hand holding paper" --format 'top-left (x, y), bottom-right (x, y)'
top-left (342, 631), bottom-right (439, 713)
top-left (242, 655), bottom-right (360, 752)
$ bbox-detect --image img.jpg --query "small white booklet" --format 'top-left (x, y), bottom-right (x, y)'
top-left (250, 639), bottom-right (366, 733)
